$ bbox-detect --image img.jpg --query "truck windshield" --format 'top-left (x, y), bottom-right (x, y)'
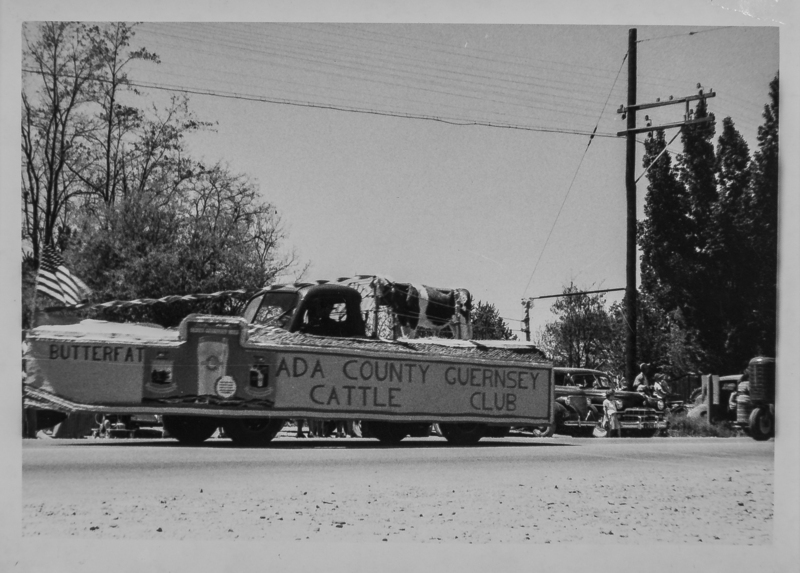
top-left (243, 292), bottom-right (299, 327)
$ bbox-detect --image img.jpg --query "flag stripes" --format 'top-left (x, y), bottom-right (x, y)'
top-left (36, 245), bottom-right (92, 306)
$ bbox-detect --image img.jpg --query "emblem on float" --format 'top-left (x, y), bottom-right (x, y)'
top-left (215, 375), bottom-right (237, 398)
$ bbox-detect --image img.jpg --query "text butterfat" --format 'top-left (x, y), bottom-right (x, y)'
top-left (48, 344), bottom-right (144, 363)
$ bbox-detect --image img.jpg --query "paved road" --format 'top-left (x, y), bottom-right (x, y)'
top-left (22, 435), bottom-right (773, 544)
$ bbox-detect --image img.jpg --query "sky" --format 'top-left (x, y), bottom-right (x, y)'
top-left (2, 1), bottom-right (799, 570)
top-left (107, 22), bottom-right (778, 339)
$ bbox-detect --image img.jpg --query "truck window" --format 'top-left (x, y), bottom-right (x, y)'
top-left (244, 292), bottom-right (299, 327)
top-left (300, 297), bottom-right (349, 335)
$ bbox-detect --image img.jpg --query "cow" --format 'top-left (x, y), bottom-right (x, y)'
top-left (371, 276), bottom-right (473, 340)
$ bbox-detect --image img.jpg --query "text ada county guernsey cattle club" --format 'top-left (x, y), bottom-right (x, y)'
top-left (271, 350), bottom-right (550, 423)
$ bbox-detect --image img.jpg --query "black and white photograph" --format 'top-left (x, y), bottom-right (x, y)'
top-left (2, 1), bottom-right (798, 572)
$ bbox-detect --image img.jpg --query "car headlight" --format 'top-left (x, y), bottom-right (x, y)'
top-left (657, 400), bottom-right (665, 410)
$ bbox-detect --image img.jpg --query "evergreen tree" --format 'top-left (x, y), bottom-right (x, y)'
top-left (638, 129), bottom-right (693, 313)
top-left (711, 117), bottom-right (757, 366)
top-left (637, 76), bottom-right (778, 372)
top-left (749, 74), bottom-right (779, 356)
top-left (471, 301), bottom-right (515, 340)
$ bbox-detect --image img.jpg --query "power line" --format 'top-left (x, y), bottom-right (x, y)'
top-left (521, 51), bottom-right (629, 300)
top-left (140, 24), bottom-right (623, 122)
top-left (22, 68), bottom-right (621, 139)
top-left (637, 26), bottom-right (735, 43)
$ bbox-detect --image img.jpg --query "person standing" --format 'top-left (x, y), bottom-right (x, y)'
top-left (295, 419), bottom-right (307, 438)
top-left (603, 390), bottom-right (622, 438)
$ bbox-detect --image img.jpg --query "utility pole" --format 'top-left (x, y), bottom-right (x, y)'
top-left (616, 27), bottom-right (715, 386)
top-left (624, 28), bottom-right (638, 387)
top-left (521, 287), bottom-right (625, 343)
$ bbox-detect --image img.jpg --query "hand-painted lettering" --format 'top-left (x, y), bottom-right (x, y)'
top-left (470, 391), bottom-right (518, 412)
top-left (276, 357), bottom-right (290, 377)
top-left (418, 364), bottom-right (429, 384)
top-left (388, 387), bottom-right (401, 408)
top-left (293, 357), bottom-right (308, 377)
top-left (343, 360), bottom-right (358, 380)
top-left (48, 343), bottom-right (142, 363)
top-left (326, 386), bottom-right (340, 406)
top-left (309, 384), bottom-right (401, 408)
top-left (310, 384), bottom-right (325, 405)
top-left (310, 359), bottom-right (325, 378)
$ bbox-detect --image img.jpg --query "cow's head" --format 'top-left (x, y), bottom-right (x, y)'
top-left (371, 276), bottom-right (394, 306)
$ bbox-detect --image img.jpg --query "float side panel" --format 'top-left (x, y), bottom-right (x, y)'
top-left (269, 349), bottom-right (551, 423)
top-left (27, 339), bottom-right (147, 404)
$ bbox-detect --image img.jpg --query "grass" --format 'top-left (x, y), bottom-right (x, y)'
top-left (666, 411), bottom-right (743, 438)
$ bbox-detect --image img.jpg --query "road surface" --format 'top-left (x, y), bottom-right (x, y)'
top-left (22, 434), bottom-right (773, 544)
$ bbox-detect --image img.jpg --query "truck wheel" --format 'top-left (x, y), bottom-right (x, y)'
top-left (361, 421), bottom-right (408, 444)
top-left (221, 417), bottom-right (285, 447)
top-left (531, 424), bottom-right (554, 438)
top-left (439, 422), bottom-right (486, 445)
top-left (162, 415), bottom-right (218, 445)
top-left (485, 425), bottom-right (511, 438)
top-left (748, 407), bottom-right (774, 441)
top-left (687, 404), bottom-right (708, 420)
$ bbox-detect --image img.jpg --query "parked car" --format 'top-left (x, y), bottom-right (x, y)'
top-left (533, 368), bottom-right (669, 437)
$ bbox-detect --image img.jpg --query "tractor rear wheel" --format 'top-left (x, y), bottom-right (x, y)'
top-left (748, 407), bottom-right (774, 441)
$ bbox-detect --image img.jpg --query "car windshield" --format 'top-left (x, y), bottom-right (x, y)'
top-left (558, 371), bottom-right (613, 389)
top-left (243, 291), bottom-right (299, 327)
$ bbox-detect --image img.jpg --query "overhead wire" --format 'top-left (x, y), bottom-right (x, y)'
top-left (521, 50), bottom-right (629, 301)
top-left (22, 68), bottom-right (620, 139)
top-left (141, 23), bottom-right (624, 123)
top-left (305, 22), bottom-right (636, 84)
top-left (637, 26), bottom-right (735, 43)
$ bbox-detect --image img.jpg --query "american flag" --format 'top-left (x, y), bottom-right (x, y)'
top-left (36, 245), bottom-right (92, 306)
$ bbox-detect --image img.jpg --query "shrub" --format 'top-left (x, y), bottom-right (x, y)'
top-left (667, 411), bottom-right (742, 437)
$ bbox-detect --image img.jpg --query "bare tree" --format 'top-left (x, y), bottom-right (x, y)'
top-left (22, 22), bottom-right (99, 259)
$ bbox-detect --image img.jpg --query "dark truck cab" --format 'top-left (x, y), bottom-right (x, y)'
top-left (243, 283), bottom-right (367, 338)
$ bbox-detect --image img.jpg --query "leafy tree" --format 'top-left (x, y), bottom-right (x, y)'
top-left (21, 22), bottom-right (100, 261)
top-left (471, 301), bottom-right (515, 340)
top-left (748, 74), bottom-right (779, 356)
top-left (638, 76), bottom-right (778, 373)
top-left (708, 117), bottom-right (758, 365)
top-left (607, 291), bottom-right (704, 381)
top-left (533, 283), bottom-right (614, 369)
top-left (77, 22), bottom-right (160, 206)
top-left (66, 163), bottom-right (298, 327)
top-left (638, 129), bottom-right (693, 313)
top-left (21, 22), bottom-right (302, 328)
